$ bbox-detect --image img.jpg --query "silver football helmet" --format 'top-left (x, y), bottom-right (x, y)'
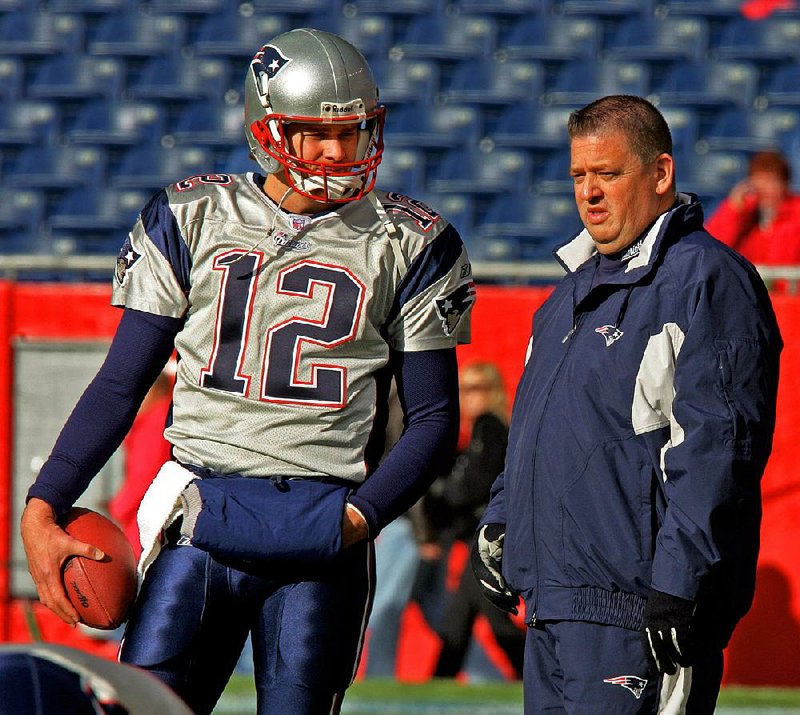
top-left (244, 28), bottom-right (386, 203)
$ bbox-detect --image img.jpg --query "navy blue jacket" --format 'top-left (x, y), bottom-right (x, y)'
top-left (481, 195), bottom-right (782, 644)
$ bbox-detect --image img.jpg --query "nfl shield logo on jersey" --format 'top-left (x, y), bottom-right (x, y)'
top-left (435, 280), bottom-right (476, 336)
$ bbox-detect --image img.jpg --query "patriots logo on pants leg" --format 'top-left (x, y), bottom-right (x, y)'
top-left (603, 675), bottom-right (648, 699)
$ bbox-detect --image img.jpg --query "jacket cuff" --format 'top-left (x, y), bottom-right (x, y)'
top-left (347, 494), bottom-right (380, 537)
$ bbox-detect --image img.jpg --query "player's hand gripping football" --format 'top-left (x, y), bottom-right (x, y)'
top-left (471, 523), bottom-right (519, 614)
top-left (20, 498), bottom-right (105, 627)
top-left (644, 589), bottom-right (697, 675)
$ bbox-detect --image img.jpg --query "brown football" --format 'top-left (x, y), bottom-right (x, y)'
top-left (61, 507), bottom-right (137, 630)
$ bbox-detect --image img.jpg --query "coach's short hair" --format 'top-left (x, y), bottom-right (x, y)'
top-left (568, 95), bottom-right (673, 164)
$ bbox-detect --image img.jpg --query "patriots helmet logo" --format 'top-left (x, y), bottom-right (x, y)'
top-left (251, 44), bottom-right (291, 100)
top-left (595, 324), bottom-right (624, 347)
top-left (435, 280), bottom-right (476, 336)
top-left (115, 236), bottom-right (141, 286)
top-left (603, 675), bottom-right (648, 699)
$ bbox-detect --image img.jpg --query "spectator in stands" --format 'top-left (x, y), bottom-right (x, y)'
top-left (707, 149), bottom-right (800, 266)
top-left (473, 95), bottom-right (782, 714)
top-left (431, 361), bottom-right (525, 680)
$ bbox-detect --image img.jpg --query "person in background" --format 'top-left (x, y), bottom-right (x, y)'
top-left (474, 95), bottom-right (782, 714)
top-left (431, 361), bottom-right (525, 680)
top-left (706, 149), bottom-right (800, 266)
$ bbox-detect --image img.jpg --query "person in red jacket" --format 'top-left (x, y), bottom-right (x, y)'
top-left (706, 150), bottom-right (800, 267)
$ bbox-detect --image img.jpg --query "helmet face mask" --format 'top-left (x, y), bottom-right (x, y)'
top-left (244, 29), bottom-right (386, 203)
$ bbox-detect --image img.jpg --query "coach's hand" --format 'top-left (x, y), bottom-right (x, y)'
top-left (644, 589), bottom-right (697, 675)
top-left (21, 498), bottom-right (104, 627)
top-left (471, 523), bottom-right (518, 614)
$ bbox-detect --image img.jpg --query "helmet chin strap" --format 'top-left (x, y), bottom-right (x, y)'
top-left (232, 185), bottom-right (294, 263)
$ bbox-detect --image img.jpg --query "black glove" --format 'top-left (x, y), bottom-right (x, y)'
top-left (644, 589), bottom-right (697, 675)
top-left (471, 523), bottom-right (519, 615)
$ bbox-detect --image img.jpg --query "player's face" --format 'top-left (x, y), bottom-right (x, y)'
top-left (285, 122), bottom-right (360, 166)
top-left (570, 130), bottom-right (674, 255)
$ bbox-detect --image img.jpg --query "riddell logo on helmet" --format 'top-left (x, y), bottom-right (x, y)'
top-left (321, 100), bottom-right (365, 118)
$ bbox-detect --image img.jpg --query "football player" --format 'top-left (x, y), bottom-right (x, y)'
top-left (21, 29), bottom-right (474, 715)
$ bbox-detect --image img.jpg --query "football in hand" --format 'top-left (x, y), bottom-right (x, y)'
top-left (61, 508), bottom-right (137, 630)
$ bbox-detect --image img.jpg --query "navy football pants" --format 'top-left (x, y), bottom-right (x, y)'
top-left (120, 537), bottom-right (374, 715)
top-left (523, 621), bottom-right (723, 714)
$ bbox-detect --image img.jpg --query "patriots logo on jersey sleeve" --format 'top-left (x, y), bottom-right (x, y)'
top-left (603, 675), bottom-right (647, 699)
top-left (435, 280), bottom-right (476, 336)
top-left (114, 237), bottom-right (142, 286)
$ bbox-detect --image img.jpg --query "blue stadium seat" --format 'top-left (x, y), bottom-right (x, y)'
top-left (8, 145), bottom-right (107, 190)
top-left (457, 0), bottom-right (546, 15)
top-left (0, 57), bottom-right (23, 101)
top-left (28, 56), bottom-right (125, 102)
top-left (373, 146), bottom-right (426, 195)
top-left (48, 187), bottom-right (148, 235)
top-left (653, 60), bottom-right (760, 109)
top-left (64, 100), bottom-right (166, 146)
top-left (251, 0), bottom-right (344, 12)
top-left (148, 0), bottom-right (229, 13)
top-left (113, 145), bottom-right (215, 192)
top-left (554, 0), bottom-right (651, 17)
top-left (762, 63), bottom-right (800, 107)
top-left (346, 0), bottom-right (445, 15)
top-left (676, 148), bottom-right (748, 203)
top-left (426, 147), bottom-right (533, 194)
top-left (714, 14), bottom-right (800, 64)
top-left (371, 57), bottom-right (439, 107)
top-left (87, 12), bottom-right (186, 57)
top-left (47, 0), bottom-right (136, 11)
top-left (0, 189), bottom-right (46, 238)
top-left (440, 58), bottom-right (545, 106)
top-left (418, 192), bottom-right (475, 248)
top-left (489, 104), bottom-right (574, 152)
top-left (658, 0), bottom-right (748, 16)
top-left (533, 151), bottom-right (572, 195)
top-left (171, 101), bottom-right (243, 147)
top-left (222, 146), bottom-right (258, 174)
top-left (126, 56), bottom-right (230, 104)
top-left (395, 14), bottom-right (497, 60)
top-left (658, 106), bottom-right (701, 155)
top-left (703, 107), bottom-right (800, 152)
top-left (0, 100), bottom-right (62, 147)
top-left (605, 15), bottom-right (709, 64)
top-left (383, 103), bottom-right (482, 148)
top-left (498, 15), bottom-right (602, 62)
top-left (543, 59), bottom-right (650, 106)
top-left (193, 12), bottom-right (288, 59)
top-left (0, 11), bottom-right (85, 56)
top-left (305, 11), bottom-right (394, 59)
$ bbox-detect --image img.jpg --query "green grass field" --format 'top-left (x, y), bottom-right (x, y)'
top-left (213, 677), bottom-right (800, 714)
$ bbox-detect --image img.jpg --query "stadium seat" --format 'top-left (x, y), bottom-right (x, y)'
top-left (222, 146), bottom-right (258, 174)
top-left (457, 0), bottom-right (546, 15)
top-left (554, 0), bottom-right (651, 17)
top-left (305, 10), bottom-right (394, 59)
top-left (762, 63), bottom-right (800, 107)
top-left (0, 189), bottom-right (46, 239)
top-left (28, 56), bottom-right (125, 102)
top-left (657, 106), bottom-right (701, 155)
top-left (605, 15), bottom-right (709, 64)
top-left (113, 145), bottom-right (215, 192)
top-left (658, 0), bottom-right (750, 16)
top-left (371, 57), bottom-right (439, 107)
top-left (714, 14), bottom-right (800, 64)
top-left (193, 12), bottom-right (288, 60)
top-left (440, 58), bottom-right (545, 106)
top-left (346, 0), bottom-right (445, 15)
top-left (48, 186), bottom-right (148, 235)
top-left (652, 60), bottom-right (760, 109)
top-left (171, 101), bottom-right (243, 147)
top-left (533, 151), bottom-right (573, 195)
top-left (250, 0), bottom-right (344, 12)
top-left (126, 56), bottom-right (231, 104)
top-left (703, 107), bottom-right (800, 152)
top-left (8, 145), bottom-right (107, 191)
top-left (0, 11), bottom-right (85, 56)
top-left (87, 12), bottom-right (186, 57)
top-left (498, 15), bottom-right (602, 62)
top-left (373, 146), bottom-right (426, 195)
top-left (426, 147), bottom-right (533, 194)
top-left (489, 104), bottom-right (574, 152)
top-left (676, 148), bottom-right (749, 204)
top-left (0, 57), bottom-right (23, 101)
top-left (148, 0), bottom-right (229, 13)
top-left (0, 100), bottom-right (62, 147)
top-left (394, 14), bottom-right (497, 60)
top-left (383, 103), bottom-right (482, 148)
top-left (543, 59), bottom-right (650, 106)
top-left (47, 0), bottom-right (135, 12)
top-left (418, 192), bottom-right (475, 249)
top-left (64, 100), bottom-right (166, 146)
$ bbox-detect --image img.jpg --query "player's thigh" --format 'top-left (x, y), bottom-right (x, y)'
top-left (524, 621), bottom-right (658, 714)
top-left (252, 540), bottom-right (375, 715)
top-left (120, 543), bottom-right (253, 714)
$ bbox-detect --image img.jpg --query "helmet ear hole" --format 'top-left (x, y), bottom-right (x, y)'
top-left (243, 28), bottom-right (385, 202)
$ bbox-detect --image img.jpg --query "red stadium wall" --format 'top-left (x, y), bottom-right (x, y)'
top-left (1, 281), bottom-right (799, 685)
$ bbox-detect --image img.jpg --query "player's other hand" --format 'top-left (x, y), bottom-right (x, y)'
top-left (471, 523), bottom-right (519, 615)
top-left (644, 589), bottom-right (697, 675)
top-left (20, 498), bottom-right (104, 627)
top-left (341, 503), bottom-right (369, 548)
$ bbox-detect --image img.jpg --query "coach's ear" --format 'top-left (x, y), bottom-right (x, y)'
top-left (654, 153), bottom-right (675, 197)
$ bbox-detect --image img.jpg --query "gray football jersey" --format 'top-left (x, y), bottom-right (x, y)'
top-left (112, 172), bottom-right (474, 481)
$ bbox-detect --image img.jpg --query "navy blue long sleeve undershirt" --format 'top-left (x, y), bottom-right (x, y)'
top-left (27, 308), bottom-right (459, 535)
